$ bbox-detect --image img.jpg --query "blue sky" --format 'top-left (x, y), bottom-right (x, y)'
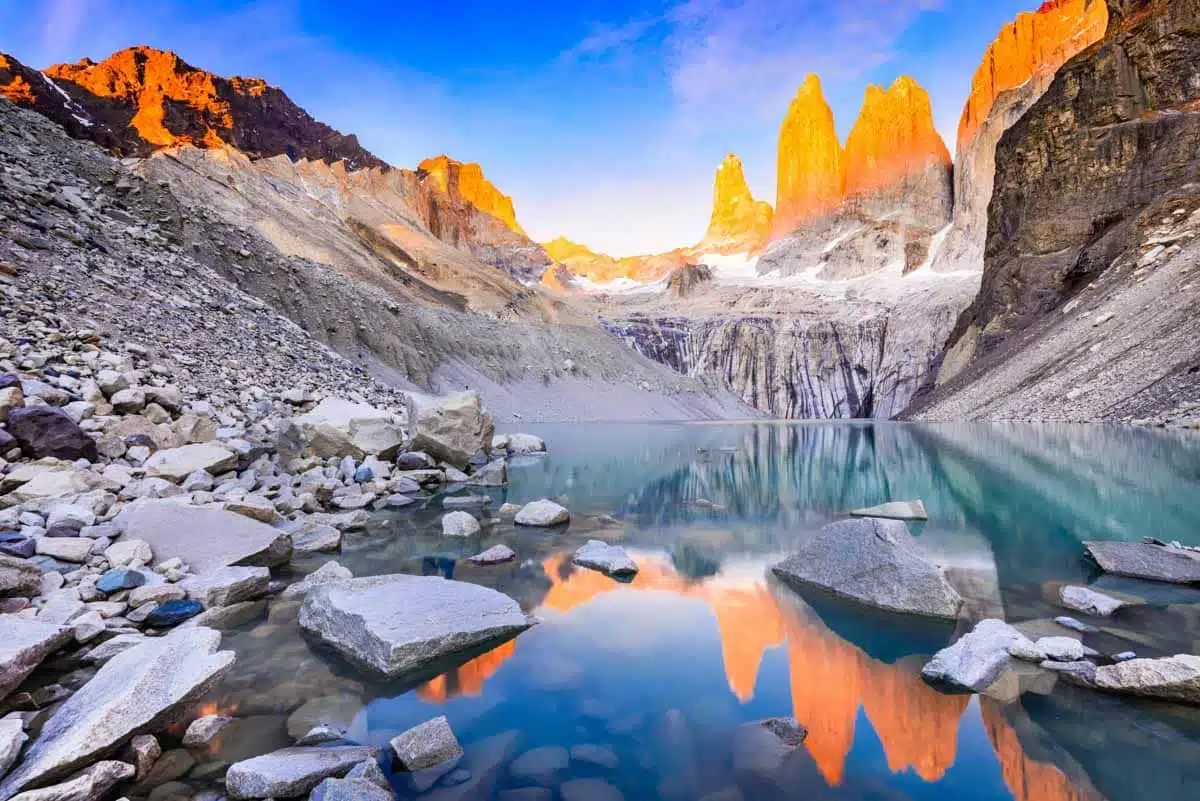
top-left (1, 0), bottom-right (1039, 255)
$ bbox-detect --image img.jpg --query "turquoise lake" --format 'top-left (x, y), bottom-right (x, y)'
top-left (201, 423), bottom-right (1200, 801)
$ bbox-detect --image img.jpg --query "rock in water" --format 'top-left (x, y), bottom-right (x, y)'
top-left (299, 574), bottom-right (532, 679)
top-left (467, 544), bottom-right (516, 565)
top-left (920, 619), bottom-right (1024, 691)
top-left (5, 407), bottom-right (98, 461)
top-left (441, 511), bottom-right (481, 538)
top-left (390, 716), bottom-right (463, 771)
top-left (849, 500), bottom-right (928, 521)
top-left (114, 500), bottom-right (292, 573)
top-left (0, 627), bottom-right (234, 798)
top-left (770, 518), bottom-right (962, 619)
top-left (311, 777), bottom-right (394, 801)
top-left (573, 541), bottom-right (638, 577)
top-left (225, 746), bottom-right (380, 799)
top-left (559, 779), bottom-right (624, 801)
top-left (0, 617), bottom-right (74, 700)
top-left (514, 500), bottom-right (570, 528)
top-left (1093, 654), bottom-right (1200, 706)
top-left (405, 392), bottom-right (494, 470)
top-left (1084, 541), bottom-right (1200, 585)
top-left (1059, 584), bottom-right (1127, 616)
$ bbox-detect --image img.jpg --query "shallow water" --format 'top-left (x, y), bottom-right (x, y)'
top-left (198, 423), bottom-right (1200, 801)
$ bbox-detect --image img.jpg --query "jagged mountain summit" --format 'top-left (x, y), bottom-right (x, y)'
top-left (701, 154), bottom-right (774, 254)
top-left (773, 74), bottom-right (844, 238)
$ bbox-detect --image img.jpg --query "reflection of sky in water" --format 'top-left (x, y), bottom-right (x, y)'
top-left (204, 423), bottom-right (1200, 801)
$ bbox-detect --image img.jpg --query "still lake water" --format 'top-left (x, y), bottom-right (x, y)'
top-left (198, 423), bottom-right (1200, 801)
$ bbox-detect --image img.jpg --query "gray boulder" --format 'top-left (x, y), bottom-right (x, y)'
top-left (405, 392), bottom-right (494, 470)
top-left (282, 398), bottom-right (405, 462)
top-left (225, 746), bottom-right (380, 799)
top-left (390, 716), bottom-right (463, 771)
top-left (1059, 585), bottom-right (1127, 616)
top-left (771, 518), bottom-right (962, 619)
top-left (1, 554), bottom-right (41, 598)
top-left (1093, 654), bottom-right (1200, 705)
top-left (849, 500), bottom-right (928, 521)
top-left (143, 443), bottom-right (238, 482)
top-left (920, 619), bottom-right (1025, 691)
top-left (0, 627), bottom-right (234, 799)
top-left (5, 761), bottom-right (134, 801)
top-left (1084, 541), bottom-right (1200, 585)
top-left (0, 719), bottom-right (25, 779)
top-left (299, 574), bottom-right (532, 679)
top-left (181, 567), bottom-right (270, 608)
top-left (114, 500), bottom-right (291, 573)
top-left (573, 541), bottom-right (637, 577)
top-left (514, 500), bottom-right (570, 528)
top-left (1035, 636), bottom-right (1085, 662)
top-left (0, 617), bottom-right (73, 699)
top-left (311, 777), bottom-right (394, 801)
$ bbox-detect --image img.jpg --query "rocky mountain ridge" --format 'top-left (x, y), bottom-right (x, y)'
top-left (911, 0), bottom-right (1200, 421)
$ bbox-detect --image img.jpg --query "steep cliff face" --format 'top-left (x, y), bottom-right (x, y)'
top-left (774, 75), bottom-right (843, 237)
top-left (933, 0), bottom-right (1109, 272)
top-left (419, 154), bottom-right (525, 235)
top-left (0, 52), bottom-right (120, 147)
top-left (913, 0), bottom-right (1200, 421)
top-left (700, 153), bottom-right (774, 253)
top-left (40, 46), bottom-right (385, 168)
top-left (842, 76), bottom-right (952, 230)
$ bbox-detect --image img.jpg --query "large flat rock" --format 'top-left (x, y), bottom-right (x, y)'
top-left (0, 617), bottom-right (74, 700)
top-left (226, 746), bottom-right (379, 799)
top-left (283, 398), bottom-right (405, 462)
top-left (114, 500), bottom-right (292, 573)
top-left (299, 574), bottom-right (532, 679)
top-left (0, 627), bottom-right (235, 799)
top-left (405, 392), bottom-right (493, 470)
top-left (850, 500), bottom-right (928, 521)
top-left (1093, 654), bottom-right (1200, 705)
top-left (1085, 541), bottom-right (1200, 585)
top-left (143, 443), bottom-right (238, 482)
top-left (920, 619), bottom-right (1027, 692)
top-left (771, 518), bottom-right (962, 619)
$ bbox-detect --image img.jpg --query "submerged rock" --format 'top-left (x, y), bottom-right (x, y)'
top-left (514, 500), bottom-right (570, 528)
top-left (921, 619), bottom-right (1025, 691)
top-left (299, 574), bottom-right (532, 679)
top-left (225, 746), bottom-right (380, 799)
top-left (771, 518), bottom-right (962, 619)
top-left (390, 716), bottom-right (463, 771)
top-left (1060, 585), bottom-right (1127, 616)
top-left (1084, 541), bottom-right (1200, 585)
top-left (0, 628), bottom-right (234, 798)
top-left (572, 541), bottom-right (637, 577)
top-left (559, 778), bottom-right (623, 801)
top-left (509, 746), bottom-right (568, 786)
top-left (849, 500), bottom-right (928, 521)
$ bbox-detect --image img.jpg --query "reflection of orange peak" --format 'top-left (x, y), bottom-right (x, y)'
top-left (417, 639), bottom-right (518, 703)
top-left (418, 154), bottom-right (525, 235)
top-left (981, 700), bottom-right (1100, 801)
top-left (957, 0), bottom-right (1109, 149)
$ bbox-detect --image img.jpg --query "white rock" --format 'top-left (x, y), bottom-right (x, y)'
top-left (35, 537), bottom-right (93, 563)
top-left (573, 541), bottom-right (638, 576)
top-left (1035, 636), bottom-right (1085, 662)
top-left (514, 499), bottom-right (570, 527)
top-left (104, 539), bottom-right (153, 568)
top-left (849, 500), bottom-right (928, 521)
top-left (405, 392), bottom-right (494, 470)
top-left (441, 511), bottom-right (480, 537)
top-left (143, 443), bottom-right (238, 482)
top-left (921, 619), bottom-right (1023, 691)
top-left (284, 398), bottom-right (405, 461)
top-left (180, 566), bottom-right (270, 608)
top-left (1059, 585), bottom-right (1127, 617)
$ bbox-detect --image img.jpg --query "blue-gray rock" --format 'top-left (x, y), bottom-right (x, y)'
top-left (298, 574), bottom-right (532, 679)
top-left (771, 518), bottom-right (962, 620)
top-left (353, 467), bottom-right (374, 483)
top-left (1055, 616), bottom-right (1098, 634)
top-left (1060, 585), bottom-right (1128, 616)
top-left (144, 599), bottom-right (203, 627)
top-left (559, 779), bottom-right (623, 801)
top-left (0, 532), bottom-right (34, 559)
top-left (96, 568), bottom-right (147, 595)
